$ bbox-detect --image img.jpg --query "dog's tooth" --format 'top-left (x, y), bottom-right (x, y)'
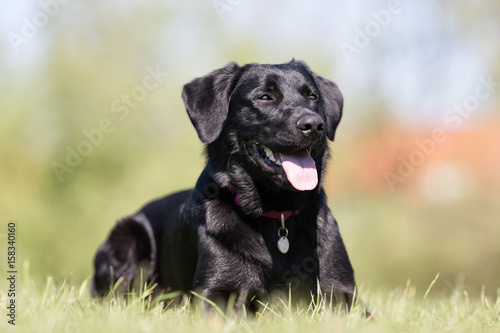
top-left (275, 159), bottom-right (282, 166)
top-left (269, 154), bottom-right (277, 162)
top-left (264, 147), bottom-right (273, 158)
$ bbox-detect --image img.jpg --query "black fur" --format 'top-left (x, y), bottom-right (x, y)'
top-left (92, 60), bottom-right (362, 313)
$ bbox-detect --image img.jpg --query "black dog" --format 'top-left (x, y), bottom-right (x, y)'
top-left (93, 60), bottom-right (362, 312)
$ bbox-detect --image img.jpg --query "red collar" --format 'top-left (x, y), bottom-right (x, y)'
top-left (227, 187), bottom-right (298, 221)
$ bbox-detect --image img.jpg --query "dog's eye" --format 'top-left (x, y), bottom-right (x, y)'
top-left (259, 94), bottom-right (273, 101)
top-left (308, 94), bottom-right (318, 101)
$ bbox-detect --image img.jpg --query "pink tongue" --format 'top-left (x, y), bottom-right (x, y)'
top-left (281, 150), bottom-right (318, 191)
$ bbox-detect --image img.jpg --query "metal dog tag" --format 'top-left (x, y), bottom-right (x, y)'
top-left (277, 236), bottom-right (289, 254)
top-left (277, 212), bottom-right (290, 254)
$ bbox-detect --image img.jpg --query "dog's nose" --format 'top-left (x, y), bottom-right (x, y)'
top-left (297, 114), bottom-right (325, 138)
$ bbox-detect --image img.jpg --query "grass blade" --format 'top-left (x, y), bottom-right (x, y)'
top-left (423, 273), bottom-right (440, 302)
top-left (190, 290), bottom-right (228, 320)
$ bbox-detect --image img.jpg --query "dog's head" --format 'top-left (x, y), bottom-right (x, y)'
top-left (182, 60), bottom-right (343, 193)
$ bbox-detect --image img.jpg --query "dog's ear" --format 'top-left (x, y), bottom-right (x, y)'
top-left (92, 213), bottom-right (156, 296)
top-left (312, 74), bottom-right (343, 141)
top-left (182, 62), bottom-right (242, 144)
top-left (290, 60), bottom-right (343, 141)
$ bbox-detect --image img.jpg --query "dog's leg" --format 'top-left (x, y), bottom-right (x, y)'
top-left (92, 213), bottom-right (157, 296)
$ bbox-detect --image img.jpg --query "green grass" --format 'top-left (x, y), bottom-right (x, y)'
top-left (1, 265), bottom-right (498, 332)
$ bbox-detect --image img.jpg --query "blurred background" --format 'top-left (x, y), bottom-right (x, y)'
top-left (1, 0), bottom-right (499, 298)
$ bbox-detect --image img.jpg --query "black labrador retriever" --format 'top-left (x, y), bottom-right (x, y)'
top-left (93, 60), bottom-right (363, 313)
